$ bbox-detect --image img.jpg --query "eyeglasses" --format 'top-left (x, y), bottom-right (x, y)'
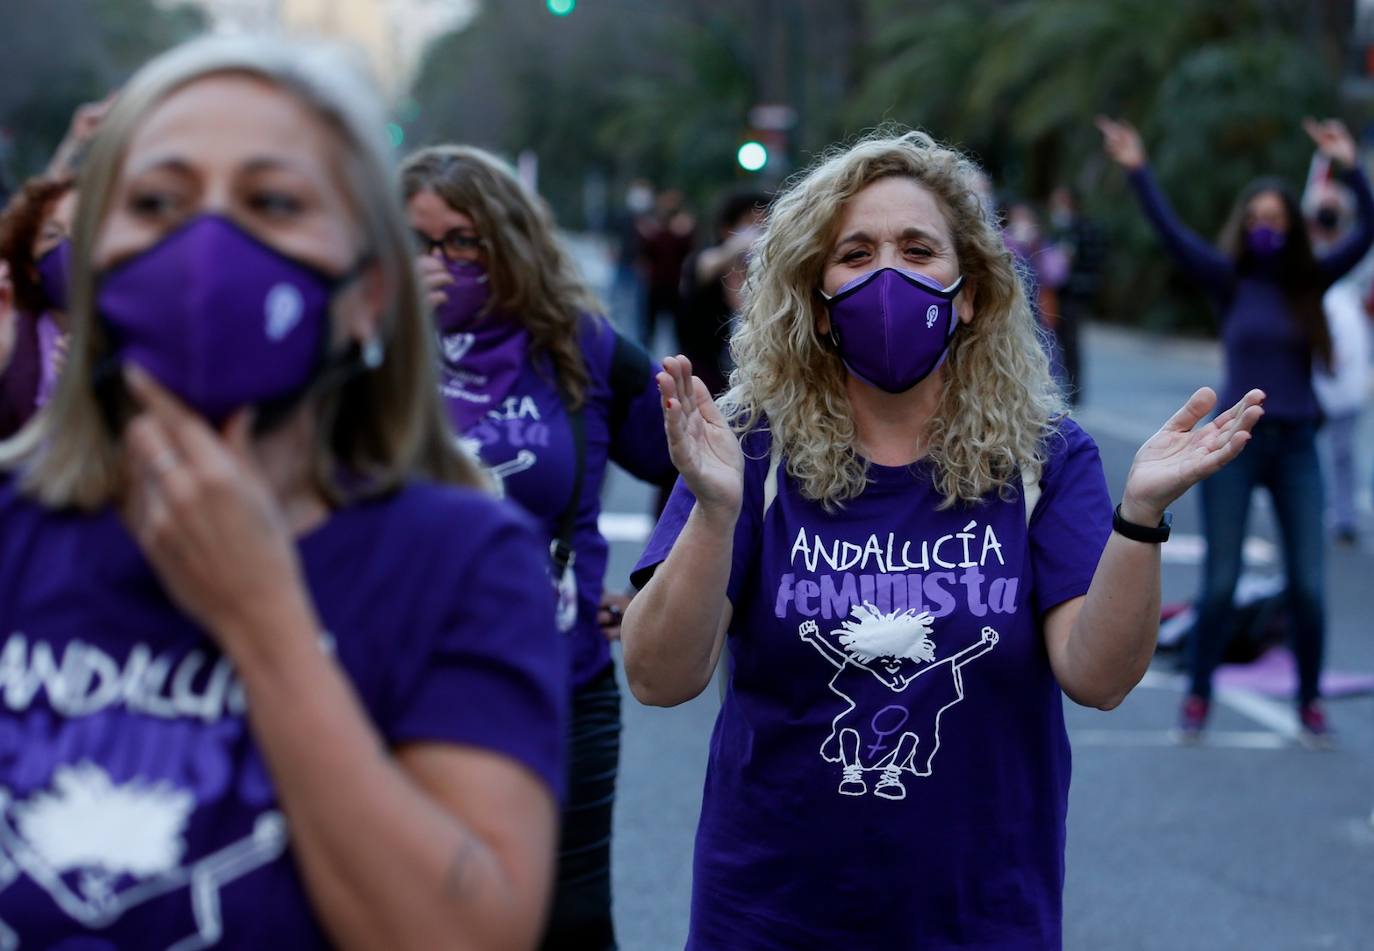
top-left (413, 228), bottom-right (486, 261)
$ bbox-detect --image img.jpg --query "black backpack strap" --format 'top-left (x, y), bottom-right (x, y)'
top-left (551, 327), bottom-right (648, 571)
top-left (607, 330), bottom-right (653, 434)
top-left (551, 393), bottom-right (585, 574)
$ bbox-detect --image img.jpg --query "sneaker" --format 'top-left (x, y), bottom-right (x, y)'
top-left (1176, 695), bottom-right (1209, 743)
top-left (1298, 703), bottom-right (1334, 749)
top-left (838, 763), bottom-right (867, 797)
top-left (874, 765), bottom-right (907, 801)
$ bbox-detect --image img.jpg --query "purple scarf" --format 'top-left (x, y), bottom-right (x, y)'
top-left (34, 313), bottom-right (63, 408)
top-left (437, 316), bottom-right (529, 431)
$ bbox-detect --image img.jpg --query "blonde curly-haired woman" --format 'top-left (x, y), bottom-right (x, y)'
top-left (621, 130), bottom-right (1264, 948)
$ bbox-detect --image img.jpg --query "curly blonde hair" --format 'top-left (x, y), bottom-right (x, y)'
top-left (720, 129), bottom-right (1065, 509)
top-left (400, 146), bottom-right (598, 408)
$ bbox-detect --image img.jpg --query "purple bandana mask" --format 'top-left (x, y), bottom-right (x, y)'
top-left (36, 238), bottom-right (71, 312)
top-left (433, 259), bottom-right (493, 333)
top-left (1246, 225), bottom-right (1287, 260)
top-left (821, 267), bottom-right (965, 394)
top-left (97, 215), bottom-right (368, 426)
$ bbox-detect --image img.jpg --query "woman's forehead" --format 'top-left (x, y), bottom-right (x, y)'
top-left (123, 73), bottom-right (336, 181)
top-left (834, 177), bottom-right (952, 242)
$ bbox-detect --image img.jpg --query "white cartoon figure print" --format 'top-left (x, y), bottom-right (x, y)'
top-left (0, 762), bottom-right (286, 950)
top-left (798, 603), bottom-right (998, 801)
top-left (456, 435), bottom-right (536, 499)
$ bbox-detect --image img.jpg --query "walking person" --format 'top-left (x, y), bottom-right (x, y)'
top-left (0, 36), bottom-right (567, 949)
top-left (403, 145), bottom-right (675, 951)
top-left (676, 190), bottom-right (767, 396)
top-left (620, 129), bottom-right (1263, 948)
top-left (1306, 178), bottom-right (1371, 546)
top-left (1047, 185), bottom-right (1106, 405)
top-left (1100, 115), bottom-right (1374, 741)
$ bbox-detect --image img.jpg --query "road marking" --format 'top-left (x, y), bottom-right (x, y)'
top-left (1138, 669), bottom-right (1300, 740)
top-left (1161, 533), bottom-right (1277, 566)
top-left (1071, 729), bottom-right (1286, 749)
top-left (600, 513), bottom-right (1280, 567)
top-left (600, 511), bottom-right (655, 543)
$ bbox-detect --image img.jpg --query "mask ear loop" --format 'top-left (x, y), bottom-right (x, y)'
top-left (251, 250), bottom-right (381, 436)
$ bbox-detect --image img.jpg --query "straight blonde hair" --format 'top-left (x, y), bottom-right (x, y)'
top-left (0, 34), bottom-right (482, 509)
top-left (721, 128), bottom-right (1065, 510)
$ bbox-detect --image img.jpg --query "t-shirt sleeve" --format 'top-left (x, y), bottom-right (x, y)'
top-left (1028, 419), bottom-right (1112, 617)
top-left (629, 430), bottom-right (765, 607)
top-left (607, 356), bottom-right (675, 484)
top-left (387, 503), bottom-right (569, 799)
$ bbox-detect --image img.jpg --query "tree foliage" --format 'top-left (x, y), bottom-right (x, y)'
top-left (0, 0), bottom-right (206, 181)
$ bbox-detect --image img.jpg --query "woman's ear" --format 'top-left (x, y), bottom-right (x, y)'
top-left (955, 276), bottom-right (977, 325)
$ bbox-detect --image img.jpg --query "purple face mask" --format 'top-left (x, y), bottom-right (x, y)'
top-left (36, 238), bottom-right (72, 312)
top-left (821, 267), bottom-right (965, 394)
top-left (1246, 225), bottom-right (1287, 259)
top-left (97, 215), bottom-right (368, 426)
top-left (433, 259), bottom-right (492, 332)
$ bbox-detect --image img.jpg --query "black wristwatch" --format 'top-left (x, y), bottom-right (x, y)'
top-left (1112, 504), bottom-right (1172, 544)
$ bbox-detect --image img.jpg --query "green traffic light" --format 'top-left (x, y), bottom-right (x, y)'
top-left (547, 0), bottom-right (575, 15)
top-left (737, 141), bottom-right (768, 172)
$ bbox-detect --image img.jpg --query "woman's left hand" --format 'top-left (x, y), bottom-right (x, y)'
top-left (1304, 117), bottom-right (1358, 170)
top-left (598, 590), bottom-right (633, 641)
top-left (1120, 387), bottom-right (1265, 524)
top-left (121, 365), bottom-right (315, 653)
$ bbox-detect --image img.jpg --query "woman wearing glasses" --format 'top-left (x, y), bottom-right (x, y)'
top-left (402, 146), bottom-right (674, 951)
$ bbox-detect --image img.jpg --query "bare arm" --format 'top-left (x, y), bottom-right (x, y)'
top-left (230, 610), bottom-right (556, 951)
top-left (621, 355), bottom-right (744, 707)
top-left (119, 367), bottom-right (556, 950)
top-left (1045, 387), bottom-right (1265, 709)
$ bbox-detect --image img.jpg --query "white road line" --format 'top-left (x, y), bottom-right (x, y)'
top-left (1137, 669), bottom-right (1301, 740)
top-left (599, 511), bottom-right (655, 543)
top-left (1161, 533), bottom-right (1277, 566)
top-left (1071, 729), bottom-right (1287, 749)
top-left (1073, 409), bottom-right (1159, 445)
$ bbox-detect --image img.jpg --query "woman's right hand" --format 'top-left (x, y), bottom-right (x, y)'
top-left (1096, 116), bottom-right (1147, 171)
top-left (658, 355), bottom-right (744, 516)
top-left (416, 254), bottom-right (453, 310)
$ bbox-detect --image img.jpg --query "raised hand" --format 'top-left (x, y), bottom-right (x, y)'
top-left (1121, 387), bottom-right (1265, 524)
top-left (416, 254), bottom-right (454, 310)
top-left (658, 354), bottom-right (744, 515)
top-left (120, 365), bottom-right (316, 649)
top-left (1095, 116), bottom-right (1147, 171)
top-left (1303, 117), bottom-right (1358, 170)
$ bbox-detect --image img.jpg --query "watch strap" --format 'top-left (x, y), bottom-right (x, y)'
top-left (1112, 503), bottom-right (1172, 544)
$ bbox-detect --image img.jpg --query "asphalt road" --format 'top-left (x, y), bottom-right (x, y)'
top-left (576, 246), bottom-right (1374, 949)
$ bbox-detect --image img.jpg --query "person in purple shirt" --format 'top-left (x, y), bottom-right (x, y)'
top-left (0, 35), bottom-right (568, 950)
top-left (0, 175), bottom-right (78, 437)
top-left (620, 129), bottom-right (1264, 949)
top-left (401, 145), bottom-right (675, 951)
top-left (1099, 115), bottom-right (1374, 742)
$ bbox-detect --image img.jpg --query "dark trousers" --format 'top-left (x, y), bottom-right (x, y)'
top-left (540, 666), bottom-right (622, 951)
top-left (1056, 295), bottom-right (1087, 406)
top-left (1188, 419), bottom-right (1326, 704)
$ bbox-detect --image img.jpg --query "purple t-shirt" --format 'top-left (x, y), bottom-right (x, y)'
top-left (632, 418), bottom-right (1111, 949)
top-left (445, 315), bottom-right (673, 690)
top-left (0, 477), bottom-right (567, 949)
